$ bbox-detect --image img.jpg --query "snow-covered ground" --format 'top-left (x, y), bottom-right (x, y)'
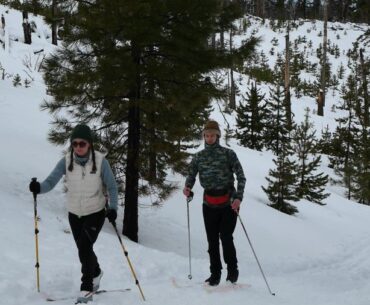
top-left (1, 5), bottom-right (370, 305)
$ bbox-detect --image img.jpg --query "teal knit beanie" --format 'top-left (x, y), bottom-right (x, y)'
top-left (70, 124), bottom-right (93, 143)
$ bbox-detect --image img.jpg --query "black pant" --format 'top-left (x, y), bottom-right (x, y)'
top-left (203, 204), bottom-right (238, 275)
top-left (69, 209), bottom-right (106, 291)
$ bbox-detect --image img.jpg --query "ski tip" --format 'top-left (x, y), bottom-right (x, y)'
top-left (95, 288), bottom-right (131, 294)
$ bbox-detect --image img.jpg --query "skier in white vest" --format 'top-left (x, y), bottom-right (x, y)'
top-left (29, 124), bottom-right (118, 304)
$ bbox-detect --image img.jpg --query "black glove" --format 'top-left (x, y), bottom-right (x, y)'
top-left (106, 209), bottom-right (117, 223)
top-left (29, 180), bottom-right (40, 194)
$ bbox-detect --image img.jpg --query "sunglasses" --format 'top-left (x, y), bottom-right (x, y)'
top-left (72, 141), bottom-right (88, 148)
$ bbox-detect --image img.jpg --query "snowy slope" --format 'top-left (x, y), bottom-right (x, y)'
top-left (1, 5), bottom-right (370, 305)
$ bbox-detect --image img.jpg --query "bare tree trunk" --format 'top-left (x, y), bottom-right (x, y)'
top-left (317, 90), bottom-right (324, 116)
top-left (230, 69), bottom-right (236, 109)
top-left (22, 11), bottom-right (32, 44)
top-left (320, 0), bottom-right (328, 110)
top-left (147, 65), bottom-right (157, 183)
top-left (341, 0), bottom-right (350, 21)
top-left (312, 0), bottom-right (321, 19)
top-left (256, 0), bottom-right (265, 18)
top-left (123, 101), bottom-right (140, 242)
top-left (123, 44), bottom-right (141, 243)
top-left (1, 14), bottom-right (5, 30)
top-left (220, 31), bottom-right (224, 49)
top-left (51, 0), bottom-right (58, 46)
top-left (359, 48), bottom-right (369, 127)
top-left (211, 33), bottom-right (216, 49)
top-left (284, 29), bottom-right (292, 129)
top-left (219, 0), bottom-right (226, 49)
top-left (229, 29), bottom-right (236, 109)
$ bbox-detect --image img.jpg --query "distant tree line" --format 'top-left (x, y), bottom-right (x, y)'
top-left (324, 47), bottom-right (370, 205)
top-left (1, 0), bottom-right (369, 44)
top-left (235, 82), bottom-right (330, 215)
top-left (235, 42), bottom-right (369, 213)
top-left (241, 0), bottom-right (370, 24)
top-left (0, 0), bottom-right (75, 45)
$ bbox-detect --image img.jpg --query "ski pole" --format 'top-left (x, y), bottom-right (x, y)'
top-left (237, 212), bottom-right (275, 296)
top-left (31, 177), bottom-right (40, 292)
top-left (186, 191), bottom-right (194, 280)
top-left (110, 221), bottom-right (146, 301)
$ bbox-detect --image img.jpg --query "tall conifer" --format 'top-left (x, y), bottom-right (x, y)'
top-left (235, 82), bottom-right (267, 150)
top-left (293, 109), bottom-right (329, 205)
top-left (262, 83), bottom-right (298, 215)
top-left (262, 140), bottom-right (299, 215)
top-left (264, 84), bottom-right (290, 155)
top-left (331, 76), bottom-right (360, 200)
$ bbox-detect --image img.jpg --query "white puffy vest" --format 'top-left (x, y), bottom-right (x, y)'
top-left (65, 151), bottom-right (106, 217)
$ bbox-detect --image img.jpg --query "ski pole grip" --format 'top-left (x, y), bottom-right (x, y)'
top-left (187, 191), bottom-right (194, 202)
top-left (31, 177), bottom-right (38, 200)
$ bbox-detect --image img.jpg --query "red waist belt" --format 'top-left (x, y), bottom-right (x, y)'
top-left (204, 194), bottom-right (230, 205)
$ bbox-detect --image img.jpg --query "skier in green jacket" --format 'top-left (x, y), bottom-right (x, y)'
top-left (183, 119), bottom-right (246, 286)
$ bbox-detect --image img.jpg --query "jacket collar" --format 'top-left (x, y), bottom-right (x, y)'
top-left (74, 150), bottom-right (91, 166)
top-left (204, 138), bottom-right (220, 150)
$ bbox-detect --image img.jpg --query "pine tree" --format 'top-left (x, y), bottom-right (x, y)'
top-left (293, 108), bottom-right (329, 205)
top-left (264, 84), bottom-right (290, 155)
top-left (41, 0), bottom-right (258, 241)
top-left (262, 83), bottom-right (298, 215)
top-left (327, 38), bottom-right (369, 206)
top-left (273, 52), bottom-right (284, 81)
top-left (262, 141), bottom-right (299, 215)
top-left (331, 76), bottom-right (360, 200)
top-left (317, 125), bottom-right (333, 156)
top-left (290, 41), bottom-right (303, 98)
top-left (351, 128), bottom-right (370, 204)
top-left (358, 29), bottom-right (370, 47)
top-left (12, 74), bottom-right (21, 87)
top-left (24, 78), bottom-right (31, 88)
top-left (235, 82), bottom-right (266, 150)
top-left (350, 51), bottom-right (370, 204)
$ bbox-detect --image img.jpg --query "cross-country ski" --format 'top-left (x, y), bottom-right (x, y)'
top-left (45, 288), bottom-right (131, 302)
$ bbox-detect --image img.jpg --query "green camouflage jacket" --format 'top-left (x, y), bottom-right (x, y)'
top-left (185, 140), bottom-right (246, 204)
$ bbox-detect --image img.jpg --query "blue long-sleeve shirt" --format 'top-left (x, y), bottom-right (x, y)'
top-left (40, 155), bottom-right (118, 210)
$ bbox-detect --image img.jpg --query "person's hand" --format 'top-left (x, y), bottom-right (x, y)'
top-left (183, 187), bottom-right (191, 197)
top-left (29, 180), bottom-right (40, 194)
top-left (231, 198), bottom-right (241, 212)
top-left (106, 209), bottom-right (117, 223)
